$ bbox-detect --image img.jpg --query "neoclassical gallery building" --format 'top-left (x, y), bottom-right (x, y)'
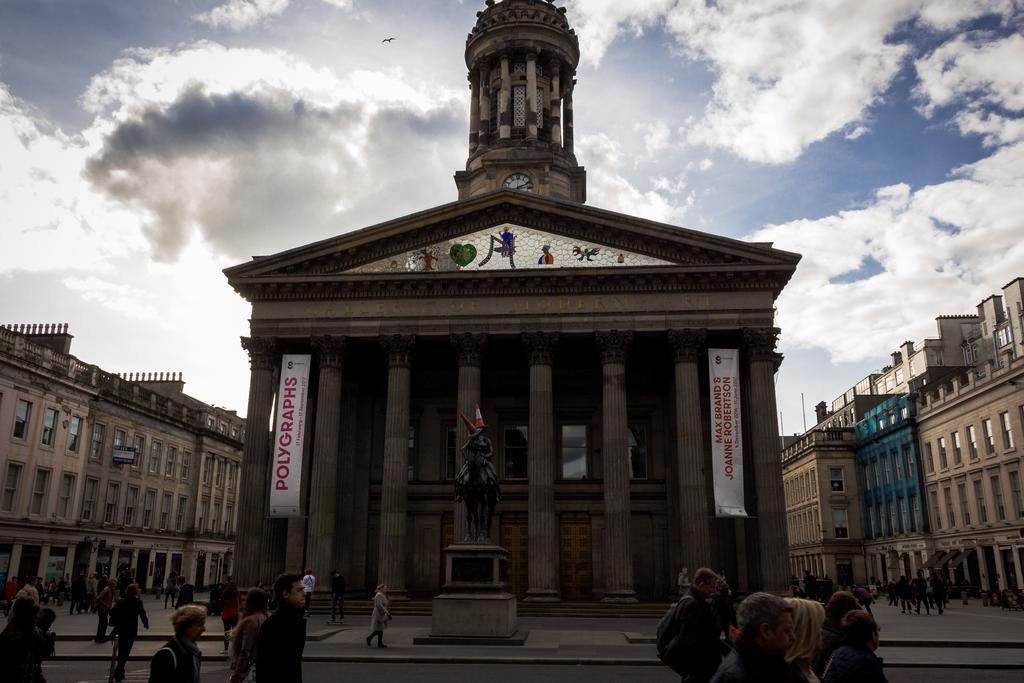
top-left (226, 0), bottom-right (800, 601)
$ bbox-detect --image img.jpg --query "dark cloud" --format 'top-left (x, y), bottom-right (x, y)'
top-left (84, 85), bottom-right (464, 260)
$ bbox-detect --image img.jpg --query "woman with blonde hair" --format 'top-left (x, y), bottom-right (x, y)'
top-left (784, 597), bottom-right (827, 682)
top-left (365, 583), bottom-right (391, 648)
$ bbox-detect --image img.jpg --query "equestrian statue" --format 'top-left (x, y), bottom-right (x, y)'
top-left (454, 405), bottom-right (502, 542)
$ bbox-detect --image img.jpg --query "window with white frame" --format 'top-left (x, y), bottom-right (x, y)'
top-left (203, 455), bottom-right (213, 484)
top-left (30, 468), bottom-right (50, 515)
top-left (2, 463), bottom-right (23, 512)
top-left (943, 486), bottom-right (956, 528)
top-left (1009, 471), bottom-right (1023, 519)
top-left (149, 441), bottom-right (161, 474)
top-left (951, 431), bottom-right (962, 465)
top-left (833, 507), bottom-right (849, 538)
top-left (893, 449), bottom-right (903, 479)
top-left (68, 416), bottom-right (82, 452)
top-left (967, 425), bottom-right (979, 460)
top-left (90, 423), bottom-right (105, 460)
top-left (142, 489), bottom-right (156, 528)
top-left (181, 452), bottom-right (192, 481)
top-left (1000, 412), bottom-right (1014, 449)
top-left (41, 408), bottom-right (57, 446)
top-left (160, 493), bottom-right (172, 530)
top-left (938, 436), bottom-right (948, 469)
top-left (164, 447), bottom-right (177, 478)
top-left (124, 486), bottom-right (138, 526)
top-left (829, 467), bottom-right (844, 492)
top-left (198, 497), bottom-right (209, 531)
top-left (925, 443), bottom-right (935, 473)
top-left (930, 489), bottom-right (942, 529)
top-left (973, 479), bottom-right (988, 524)
top-left (13, 399), bottom-right (32, 440)
top-left (983, 419), bottom-right (996, 454)
top-left (560, 425), bottom-right (588, 479)
top-left (58, 473), bottom-right (75, 518)
top-left (899, 497), bottom-right (909, 533)
top-left (215, 458), bottom-right (225, 486)
top-left (131, 434), bottom-right (145, 469)
top-left (81, 477), bottom-right (99, 521)
top-left (992, 475), bottom-right (1006, 521)
top-left (103, 482), bottom-right (120, 524)
top-left (225, 503), bottom-right (233, 534)
top-left (211, 502), bottom-right (221, 531)
top-left (226, 462), bottom-right (234, 489)
top-left (113, 429), bottom-right (126, 460)
top-left (957, 482), bottom-right (971, 526)
top-left (175, 496), bottom-right (187, 532)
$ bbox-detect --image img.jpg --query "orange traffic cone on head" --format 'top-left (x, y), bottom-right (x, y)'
top-left (458, 410), bottom-right (475, 432)
top-left (473, 404), bottom-right (486, 429)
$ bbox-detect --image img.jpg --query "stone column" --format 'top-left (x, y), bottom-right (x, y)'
top-left (526, 53), bottom-right (538, 141)
top-left (523, 331), bottom-right (559, 601)
top-left (452, 332), bottom-right (486, 543)
top-left (8, 543), bottom-right (22, 580)
top-left (548, 59), bottom-right (562, 147)
top-left (305, 336), bottom-right (345, 588)
top-left (469, 73), bottom-right (480, 154)
top-left (596, 330), bottom-right (637, 603)
top-left (499, 54), bottom-right (511, 140)
top-left (376, 334), bottom-right (415, 599)
top-left (478, 61), bottom-right (491, 149)
top-left (668, 329), bottom-right (712, 575)
top-left (743, 328), bottom-right (788, 592)
top-left (563, 79), bottom-right (574, 154)
top-left (235, 336), bottom-right (278, 587)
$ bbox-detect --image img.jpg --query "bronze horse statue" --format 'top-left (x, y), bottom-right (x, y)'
top-left (454, 407), bottom-right (502, 543)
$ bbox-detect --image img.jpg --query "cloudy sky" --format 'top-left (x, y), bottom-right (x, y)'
top-left (2, 0), bottom-right (1022, 434)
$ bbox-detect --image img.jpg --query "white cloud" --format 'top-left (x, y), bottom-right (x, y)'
top-left (193, 0), bottom-right (290, 31)
top-left (565, 0), bottom-right (674, 67)
top-left (635, 120), bottom-right (671, 158)
top-left (914, 33), bottom-right (1024, 116)
top-left (750, 142), bottom-right (1024, 361)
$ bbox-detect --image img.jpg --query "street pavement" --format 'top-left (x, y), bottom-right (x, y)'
top-left (34, 592), bottom-right (1024, 679)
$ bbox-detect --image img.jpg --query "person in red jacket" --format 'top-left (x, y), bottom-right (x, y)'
top-left (220, 578), bottom-right (240, 653)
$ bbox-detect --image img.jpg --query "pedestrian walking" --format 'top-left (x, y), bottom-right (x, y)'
top-left (656, 567), bottom-right (722, 682)
top-left (710, 592), bottom-right (796, 682)
top-left (109, 583), bottom-right (149, 681)
top-left (228, 588), bottom-right (269, 683)
top-left (812, 591), bottom-right (860, 679)
top-left (70, 573), bottom-right (87, 615)
top-left (711, 579), bottom-right (738, 643)
top-left (677, 566), bottom-right (691, 595)
top-left (913, 574), bottom-right (930, 615)
top-left (163, 573), bottom-right (178, 609)
top-left (301, 568), bottom-right (315, 615)
top-left (86, 572), bottom-right (98, 612)
top-left (149, 604), bottom-right (206, 683)
top-left (851, 584), bottom-right (873, 614)
top-left (896, 576), bottom-right (912, 614)
top-left (220, 578), bottom-right (240, 653)
top-left (784, 597), bottom-right (826, 682)
top-left (885, 580), bottom-right (896, 606)
top-left (822, 610), bottom-right (886, 682)
top-left (329, 570), bottom-right (345, 623)
top-left (255, 573), bottom-right (307, 682)
top-left (803, 570), bottom-right (818, 602)
top-left (0, 597), bottom-right (45, 682)
top-left (174, 576), bottom-right (194, 608)
top-left (93, 581), bottom-right (115, 643)
top-left (208, 580), bottom-right (222, 617)
top-left (366, 583), bottom-right (391, 649)
top-left (930, 575), bottom-right (947, 615)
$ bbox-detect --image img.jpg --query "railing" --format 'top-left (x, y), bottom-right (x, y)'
top-left (781, 428), bottom-right (856, 461)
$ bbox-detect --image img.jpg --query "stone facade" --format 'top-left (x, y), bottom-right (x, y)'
top-left (225, 1), bottom-right (800, 601)
top-left (0, 324), bottom-right (244, 590)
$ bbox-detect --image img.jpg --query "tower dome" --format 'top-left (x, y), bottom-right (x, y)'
top-left (455, 0), bottom-right (586, 203)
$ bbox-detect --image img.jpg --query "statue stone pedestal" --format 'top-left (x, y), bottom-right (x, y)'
top-left (413, 543), bottom-right (527, 645)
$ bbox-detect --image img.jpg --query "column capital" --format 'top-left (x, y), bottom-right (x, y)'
top-left (668, 328), bottom-right (707, 362)
top-left (743, 327), bottom-right (783, 368)
top-left (381, 334), bottom-right (416, 368)
top-left (451, 332), bottom-right (487, 367)
top-left (522, 330), bottom-right (559, 366)
top-left (312, 335), bottom-right (346, 368)
top-left (595, 330), bottom-right (633, 364)
top-left (240, 336), bottom-right (277, 371)
top-left (526, 51), bottom-right (538, 62)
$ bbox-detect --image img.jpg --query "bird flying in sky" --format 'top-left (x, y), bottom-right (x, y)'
top-left (382, 37), bottom-right (396, 43)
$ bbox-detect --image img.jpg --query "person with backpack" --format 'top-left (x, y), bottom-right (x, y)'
top-left (657, 567), bottom-right (723, 682)
top-left (109, 583), bottom-right (149, 681)
top-left (93, 581), bottom-right (115, 643)
top-left (149, 604), bottom-right (206, 683)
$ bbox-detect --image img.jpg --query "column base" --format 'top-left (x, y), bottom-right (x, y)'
top-left (386, 589), bottom-right (410, 602)
top-left (600, 591), bottom-right (638, 604)
top-left (523, 590), bottom-right (560, 603)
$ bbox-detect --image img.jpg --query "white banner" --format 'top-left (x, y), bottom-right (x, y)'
top-left (709, 349), bottom-right (747, 517)
top-left (269, 354), bottom-right (311, 517)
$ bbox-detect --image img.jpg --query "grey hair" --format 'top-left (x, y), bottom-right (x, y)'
top-left (737, 592), bottom-right (792, 639)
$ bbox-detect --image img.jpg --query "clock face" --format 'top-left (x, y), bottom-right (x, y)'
top-left (503, 173), bottom-right (533, 191)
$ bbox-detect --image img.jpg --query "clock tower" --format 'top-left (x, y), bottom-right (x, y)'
top-left (455, 0), bottom-right (587, 203)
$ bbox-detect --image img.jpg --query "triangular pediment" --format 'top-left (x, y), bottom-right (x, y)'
top-left (224, 191), bottom-right (799, 294)
top-left (349, 223), bottom-right (673, 273)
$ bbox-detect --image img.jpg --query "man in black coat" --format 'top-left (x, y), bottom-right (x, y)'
top-left (255, 573), bottom-right (307, 682)
top-left (710, 592), bottom-right (795, 683)
top-left (70, 573), bottom-right (87, 614)
top-left (109, 583), bottom-right (149, 681)
top-left (330, 570), bottom-right (346, 623)
top-left (659, 567), bottom-right (723, 682)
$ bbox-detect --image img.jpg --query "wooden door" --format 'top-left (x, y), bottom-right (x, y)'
top-left (500, 512), bottom-right (528, 598)
top-left (559, 513), bottom-right (592, 599)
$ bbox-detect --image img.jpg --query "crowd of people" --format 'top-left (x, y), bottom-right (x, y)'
top-left (659, 566), bottom-right (887, 682)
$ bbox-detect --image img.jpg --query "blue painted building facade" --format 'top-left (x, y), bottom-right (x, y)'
top-left (856, 394), bottom-right (931, 581)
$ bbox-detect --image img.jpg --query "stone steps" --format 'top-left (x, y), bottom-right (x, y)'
top-left (307, 597), bottom-right (669, 618)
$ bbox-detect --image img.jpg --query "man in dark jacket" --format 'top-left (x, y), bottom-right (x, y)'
top-left (150, 604), bottom-right (206, 683)
top-left (930, 575), bottom-right (947, 614)
top-left (658, 567), bottom-right (723, 682)
top-left (255, 573), bottom-right (307, 682)
top-left (330, 570), bottom-right (346, 623)
top-left (70, 573), bottom-right (87, 614)
top-left (109, 583), bottom-right (149, 681)
top-left (710, 592), bottom-right (795, 683)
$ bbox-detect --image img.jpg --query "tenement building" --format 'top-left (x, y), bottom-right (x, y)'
top-left (0, 324), bottom-right (244, 590)
top-left (226, 0), bottom-right (800, 600)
